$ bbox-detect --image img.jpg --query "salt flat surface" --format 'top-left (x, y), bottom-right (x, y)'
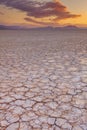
top-left (0, 30), bottom-right (87, 130)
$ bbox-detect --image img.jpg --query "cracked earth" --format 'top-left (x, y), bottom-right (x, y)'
top-left (0, 30), bottom-right (87, 130)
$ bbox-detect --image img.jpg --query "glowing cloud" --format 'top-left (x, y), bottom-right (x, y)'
top-left (0, 0), bottom-right (81, 25)
top-left (0, 11), bottom-right (4, 15)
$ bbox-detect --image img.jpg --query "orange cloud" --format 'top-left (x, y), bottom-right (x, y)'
top-left (0, 11), bottom-right (4, 15)
top-left (0, 0), bottom-right (81, 25)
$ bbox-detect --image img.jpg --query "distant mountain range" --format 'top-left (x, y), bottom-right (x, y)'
top-left (0, 24), bottom-right (86, 30)
top-left (60, 25), bottom-right (79, 29)
top-left (0, 25), bottom-right (27, 30)
top-left (30, 25), bottom-right (79, 30)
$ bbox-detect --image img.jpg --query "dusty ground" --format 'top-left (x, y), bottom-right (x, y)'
top-left (0, 30), bottom-right (87, 130)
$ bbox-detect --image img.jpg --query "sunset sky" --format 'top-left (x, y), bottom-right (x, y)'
top-left (0, 0), bottom-right (87, 28)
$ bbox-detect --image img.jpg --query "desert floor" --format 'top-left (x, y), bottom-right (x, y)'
top-left (0, 30), bottom-right (87, 130)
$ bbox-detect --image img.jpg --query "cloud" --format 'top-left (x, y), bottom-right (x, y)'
top-left (25, 17), bottom-right (48, 25)
top-left (0, 11), bottom-right (4, 15)
top-left (24, 17), bottom-right (54, 26)
top-left (0, 0), bottom-right (81, 25)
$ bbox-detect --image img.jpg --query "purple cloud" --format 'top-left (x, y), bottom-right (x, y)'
top-left (0, 0), bottom-right (81, 25)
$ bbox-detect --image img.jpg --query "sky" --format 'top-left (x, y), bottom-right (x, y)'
top-left (0, 0), bottom-right (87, 28)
